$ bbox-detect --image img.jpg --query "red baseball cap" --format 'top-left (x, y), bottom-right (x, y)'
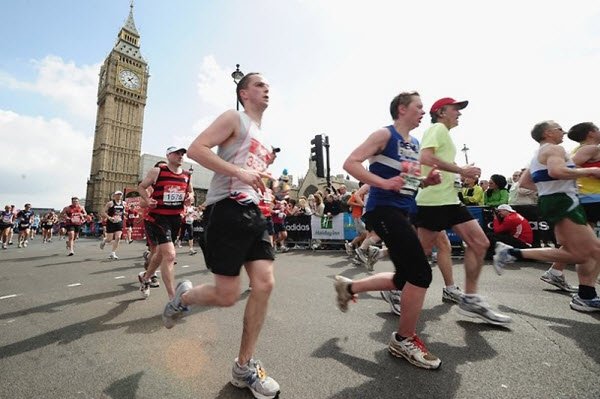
top-left (430, 97), bottom-right (469, 114)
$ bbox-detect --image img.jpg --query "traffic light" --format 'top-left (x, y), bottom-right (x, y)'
top-left (310, 135), bottom-right (325, 178)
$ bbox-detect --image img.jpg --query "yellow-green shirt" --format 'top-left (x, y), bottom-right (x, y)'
top-left (416, 123), bottom-right (460, 205)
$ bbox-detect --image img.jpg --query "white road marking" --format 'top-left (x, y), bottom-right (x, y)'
top-left (0, 294), bottom-right (20, 300)
top-left (114, 276), bottom-right (125, 279)
top-left (181, 265), bottom-right (189, 268)
top-left (67, 283), bottom-right (82, 287)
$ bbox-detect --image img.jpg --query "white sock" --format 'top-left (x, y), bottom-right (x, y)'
top-left (445, 284), bottom-right (457, 291)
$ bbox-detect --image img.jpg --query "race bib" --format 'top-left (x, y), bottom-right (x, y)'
top-left (71, 214), bottom-right (82, 224)
top-left (163, 186), bottom-right (185, 204)
top-left (400, 160), bottom-right (422, 193)
top-left (2, 215), bottom-right (11, 223)
top-left (401, 173), bottom-right (424, 192)
top-left (245, 138), bottom-right (273, 172)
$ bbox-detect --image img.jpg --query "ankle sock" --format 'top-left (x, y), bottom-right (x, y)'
top-left (578, 285), bottom-right (597, 300)
top-left (507, 248), bottom-right (523, 260)
top-left (346, 283), bottom-right (354, 295)
top-left (395, 332), bottom-right (408, 341)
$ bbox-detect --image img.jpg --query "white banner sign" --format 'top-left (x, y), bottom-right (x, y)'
top-left (310, 214), bottom-right (344, 240)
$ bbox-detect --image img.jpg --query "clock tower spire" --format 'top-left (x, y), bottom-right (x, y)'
top-left (86, 4), bottom-right (149, 213)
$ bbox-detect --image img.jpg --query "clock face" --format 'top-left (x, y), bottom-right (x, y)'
top-left (118, 70), bottom-right (141, 90)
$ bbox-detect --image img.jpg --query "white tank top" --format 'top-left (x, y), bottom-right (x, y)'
top-left (205, 112), bottom-right (275, 206)
top-left (529, 144), bottom-right (578, 197)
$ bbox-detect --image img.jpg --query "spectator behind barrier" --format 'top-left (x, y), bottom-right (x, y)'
top-left (484, 174), bottom-right (509, 206)
top-left (459, 177), bottom-right (484, 205)
top-left (508, 169), bottom-right (538, 205)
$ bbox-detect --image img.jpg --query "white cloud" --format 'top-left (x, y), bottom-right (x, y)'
top-left (0, 56), bottom-right (101, 208)
top-left (0, 110), bottom-right (93, 209)
top-left (196, 55), bottom-right (239, 111)
top-left (0, 55), bottom-right (100, 121)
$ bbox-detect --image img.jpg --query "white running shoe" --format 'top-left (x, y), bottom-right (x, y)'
top-left (162, 280), bottom-right (192, 328)
top-left (344, 241), bottom-right (354, 256)
top-left (380, 290), bottom-right (401, 315)
top-left (333, 275), bottom-right (354, 312)
top-left (458, 294), bottom-right (512, 325)
top-left (231, 358), bottom-right (280, 399)
top-left (138, 271), bottom-right (150, 299)
top-left (492, 242), bottom-right (516, 275)
top-left (388, 332), bottom-right (441, 370)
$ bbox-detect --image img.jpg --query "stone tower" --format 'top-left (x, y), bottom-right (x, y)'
top-left (85, 4), bottom-right (148, 213)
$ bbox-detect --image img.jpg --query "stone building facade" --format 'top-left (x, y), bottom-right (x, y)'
top-left (85, 5), bottom-right (149, 213)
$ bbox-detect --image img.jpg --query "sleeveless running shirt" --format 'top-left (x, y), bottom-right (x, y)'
top-left (365, 125), bottom-right (421, 214)
top-left (1, 211), bottom-right (12, 224)
top-left (66, 205), bottom-right (85, 226)
top-left (148, 164), bottom-right (190, 217)
top-left (577, 157), bottom-right (600, 201)
top-left (529, 144), bottom-right (578, 197)
top-left (205, 111), bottom-right (275, 206)
top-left (107, 200), bottom-right (125, 221)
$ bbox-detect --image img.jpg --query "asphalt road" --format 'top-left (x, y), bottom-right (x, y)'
top-left (0, 237), bottom-right (599, 399)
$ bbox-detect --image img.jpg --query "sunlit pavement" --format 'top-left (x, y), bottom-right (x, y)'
top-left (1, 237), bottom-right (598, 399)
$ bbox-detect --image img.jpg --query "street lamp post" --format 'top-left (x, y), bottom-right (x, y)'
top-left (188, 164), bottom-right (194, 205)
top-left (461, 144), bottom-right (470, 165)
top-left (231, 64), bottom-right (244, 111)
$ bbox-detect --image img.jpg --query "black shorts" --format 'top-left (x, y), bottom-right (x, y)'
top-left (204, 198), bottom-right (274, 277)
top-left (361, 214), bottom-right (373, 232)
top-left (182, 223), bottom-right (193, 240)
top-left (364, 207), bottom-right (432, 289)
top-left (265, 217), bottom-right (274, 236)
top-left (106, 221), bottom-right (123, 233)
top-left (65, 224), bottom-right (81, 233)
top-left (415, 204), bottom-right (474, 232)
top-left (42, 223), bottom-right (53, 230)
top-left (0, 223), bottom-right (11, 231)
top-left (273, 222), bottom-right (286, 234)
top-left (144, 215), bottom-right (181, 246)
top-left (582, 202), bottom-right (600, 224)
top-left (18, 224), bottom-right (30, 232)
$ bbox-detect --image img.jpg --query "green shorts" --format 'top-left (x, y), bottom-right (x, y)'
top-left (538, 193), bottom-right (587, 225)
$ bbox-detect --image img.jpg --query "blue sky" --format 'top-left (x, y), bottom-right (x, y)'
top-left (2, 0), bottom-right (600, 209)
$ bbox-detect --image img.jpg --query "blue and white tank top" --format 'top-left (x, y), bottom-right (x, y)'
top-left (205, 111), bottom-right (276, 206)
top-left (365, 125), bottom-right (421, 214)
top-left (529, 144), bottom-right (578, 198)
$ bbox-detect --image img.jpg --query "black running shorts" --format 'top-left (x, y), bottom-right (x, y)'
top-left (144, 215), bottom-right (182, 246)
top-left (364, 206), bottom-right (432, 289)
top-left (582, 201), bottom-right (600, 225)
top-left (204, 198), bottom-right (274, 276)
top-left (415, 204), bottom-right (474, 232)
top-left (106, 221), bottom-right (123, 234)
top-left (65, 224), bottom-right (81, 233)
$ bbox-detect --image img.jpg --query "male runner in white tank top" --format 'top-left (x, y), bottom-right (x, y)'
top-left (162, 73), bottom-right (280, 399)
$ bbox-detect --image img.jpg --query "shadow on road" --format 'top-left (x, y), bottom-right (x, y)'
top-left (0, 283), bottom-right (138, 320)
top-left (214, 383), bottom-right (257, 399)
top-left (103, 371), bottom-right (143, 399)
top-left (499, 305), bottom-right (600, 364)
top-left (0, 299), bottom-right (168, 360)
top-left (312, 304), bottom-right (508, 399)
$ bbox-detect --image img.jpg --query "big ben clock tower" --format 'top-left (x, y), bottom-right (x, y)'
top-left (86, 3), bottom-right (149, 213)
